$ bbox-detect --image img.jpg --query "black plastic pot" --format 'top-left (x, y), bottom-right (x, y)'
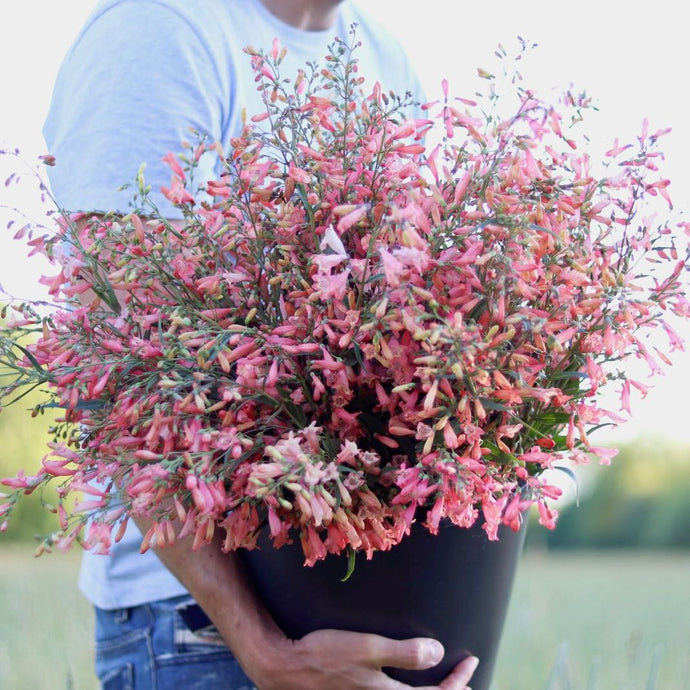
top-left (239, 517), bottom-right (526, 689)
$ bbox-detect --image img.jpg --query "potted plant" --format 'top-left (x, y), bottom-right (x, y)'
top-left (1, 34), bottom-right (688, 688)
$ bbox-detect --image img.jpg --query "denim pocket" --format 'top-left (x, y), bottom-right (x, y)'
top-left (157, 625), bottom-right (254, 690)
top-left (172, 600), bottom-right (226, 653)
top-left (96, 627), bottom-right (151, 656)
top-left (94, 598), bottom-right (254, 689)
top-left (94, 607), bottom-right (155, 688)
top-left (99, 663), bottom-right (134, 690)
top-left (172, 615), bottom-right (227, 653)
top-left (154, 599), bottom-right (254, 688)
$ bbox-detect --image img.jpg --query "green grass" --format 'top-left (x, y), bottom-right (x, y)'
top-left (0, 548), bottom-right (95, 689)
top-left (493, 550), bottom-right (690, 690)
top-left (1, 546), bottom-right (688, 689)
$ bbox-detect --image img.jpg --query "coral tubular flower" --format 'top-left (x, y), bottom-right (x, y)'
top-left (1, 34), bottom-right (688, 563)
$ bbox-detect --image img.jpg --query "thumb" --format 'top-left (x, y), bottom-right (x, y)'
top-left (368, 636), bottom-right (445, 671)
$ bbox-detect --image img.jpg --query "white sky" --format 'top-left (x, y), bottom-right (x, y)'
top-left (1, 1), bottom-right (689, 448)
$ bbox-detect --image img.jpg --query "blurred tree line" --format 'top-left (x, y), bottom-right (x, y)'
top-left (541, 439), bottom-right (690, 550)
top-left (0, 361), bottom-right (60, 544)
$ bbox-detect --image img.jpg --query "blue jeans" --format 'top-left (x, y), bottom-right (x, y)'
top-left (94, 595), bottom-right (255, 689)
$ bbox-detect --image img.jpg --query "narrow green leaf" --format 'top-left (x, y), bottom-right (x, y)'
top-left (341, 546), bottom-right (356, 582)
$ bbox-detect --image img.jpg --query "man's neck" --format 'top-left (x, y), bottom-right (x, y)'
top-left (259, 0), bottom-right (342, 31)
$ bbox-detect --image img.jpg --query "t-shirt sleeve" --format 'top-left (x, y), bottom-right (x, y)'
top-left (43, 1), bottom-right (228, 219)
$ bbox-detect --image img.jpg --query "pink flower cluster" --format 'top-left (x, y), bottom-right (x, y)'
top-left (1, 36), bottom-right (688, 564)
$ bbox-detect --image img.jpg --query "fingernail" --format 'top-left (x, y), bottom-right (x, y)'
top-left (467, 656), bottom-right (480, 672)
top-left (428, 640), bottom-right (444, 665)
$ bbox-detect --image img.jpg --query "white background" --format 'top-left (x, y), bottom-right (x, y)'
top-left (1, 1), bottom-right (688, 450)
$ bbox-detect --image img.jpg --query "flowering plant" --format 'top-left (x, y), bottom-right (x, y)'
top-left (1, 35), bottom-right (688, 565)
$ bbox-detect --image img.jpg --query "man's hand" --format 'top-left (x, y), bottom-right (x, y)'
top-left (253, 628), bottom-right (479, 689)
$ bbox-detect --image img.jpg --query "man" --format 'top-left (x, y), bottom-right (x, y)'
top-left (44, 1), bottom-right (479, 687)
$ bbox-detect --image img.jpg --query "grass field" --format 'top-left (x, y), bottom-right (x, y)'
top-left (1, 546), bottom-right (688, 689)
top-left (493, 549), bottom-right (690, 690)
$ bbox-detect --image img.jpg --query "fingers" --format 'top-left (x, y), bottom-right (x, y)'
top-left (438, 655), bottom-right (479, 689)
top-left (302, 629), bottom-right (446, 671)
top-left (295, 629), bottom-right (476, 689)
top-left (365, 635), bottom-right (446, 671)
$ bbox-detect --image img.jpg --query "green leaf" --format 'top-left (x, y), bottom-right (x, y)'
top-left (40, 399), bottom-right (104, 411)
top-left (283, 399), bottom-right (308, 428)
top-left (9, 342), bottom-right (46, 375)
top-left (342, 341), bottom-right (363, 367)
top-left (341, 546), bottom-right (356, 582)
top-left (550, 369), bottom-right (588, 381)
top-left (3, 382), bottom-right (48, 407)
top-left (478, 397), bottom-right (511, 412)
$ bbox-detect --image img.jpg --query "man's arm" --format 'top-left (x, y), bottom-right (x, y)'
top-left (136, 516), bottom-right (478, 690)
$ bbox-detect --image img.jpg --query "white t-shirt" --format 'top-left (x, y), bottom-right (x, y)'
top-left (43, 0), bottom-right (425, 609)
